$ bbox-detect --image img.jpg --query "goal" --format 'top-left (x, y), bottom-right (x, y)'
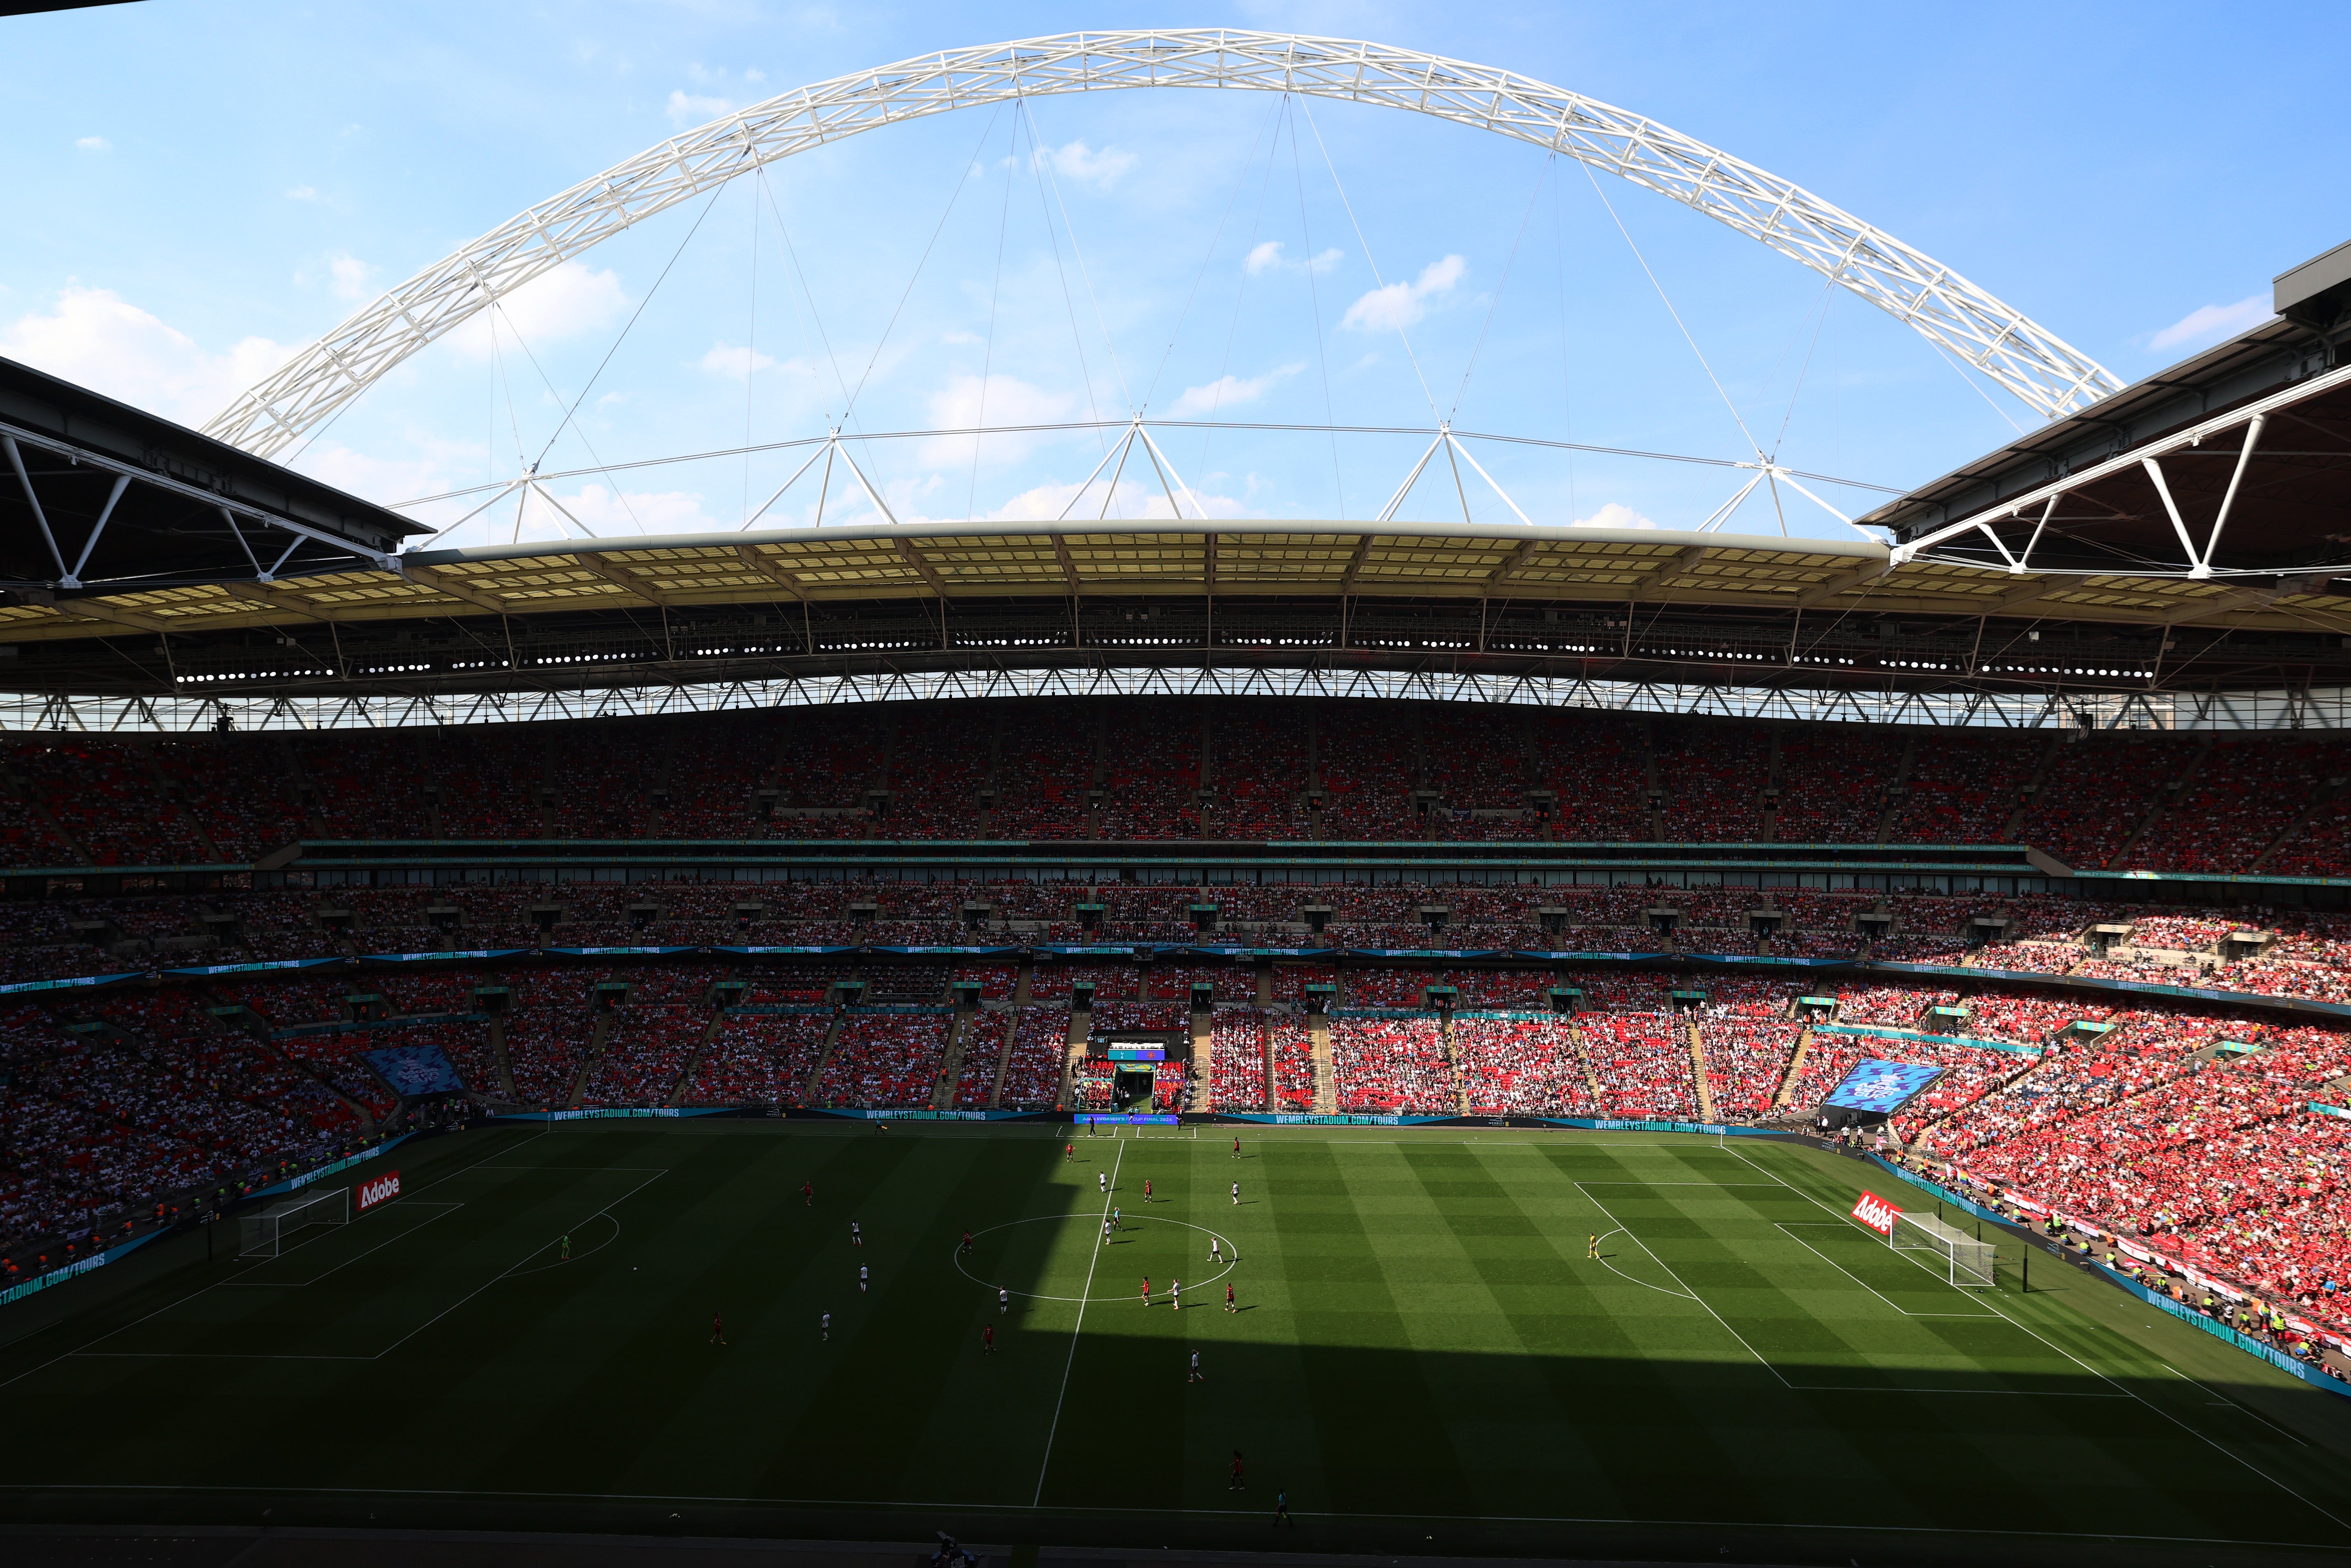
top-left (238, 1185), bottom-right (351, 1258)
top-left (1891, 1210), bottom-right (1997, 1289)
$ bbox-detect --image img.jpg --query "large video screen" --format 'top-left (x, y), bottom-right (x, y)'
top-left (1820, 1057), bottom-right (1942, 1115)
top-left (362, 1042), bottom-right (467, 1098)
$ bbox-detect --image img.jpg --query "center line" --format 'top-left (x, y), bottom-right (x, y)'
top-left (1033, 1137), bottom-right (1124, 1507)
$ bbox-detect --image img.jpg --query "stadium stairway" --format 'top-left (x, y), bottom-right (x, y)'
top-left (663, 1012), bottom-right (727, 1107)
top-left (1309, 1015), bottom-right (1336, 1114)
top-left (565, 1011), bottom-right (616, 1110)
top-left (1872, 735), bottom-right (1920, 846)
top-left (1686, 1018), bottom-right (1716, 1122)
top-left (929, 1012), bottom-right (973, 1111)
top-left (1188, 1008), bottom-right (1211, 1110)
top-left (984, 1011), bottom-right (1016, 1110)
top-left (1998, 732), bottom-right (2067, 840)
top-left (2254, 773), bottom-right (2351, 869)
top-left (1057, 1010), bottom-right (1087, 1109)
top-left (1571, 1017), bottom-right (1606, 1108)
top-left (1259, 1017), bottom-right (1278, 1113)
top-left (2111, 733), bottom-right (2216, 867)
top-left (486, 1014), bottom-right (517, 1098)
top-left (1442, 1012), bottom-right (1469, 1116)
top-left (1771, 1026), bottom-right (1814, 1112)
top-left (799, 1013), bottom-right (846, 1103)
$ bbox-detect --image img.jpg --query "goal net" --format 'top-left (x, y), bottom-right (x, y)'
top-left (1891, 1210), bottom-right (1996, 1289)
top-left (238, 1185), bottom-right (351, 1259)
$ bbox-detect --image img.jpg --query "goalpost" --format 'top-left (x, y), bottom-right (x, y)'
top-left (238, 1185), bottom-right (351, 1259)
top-left (1891, 1210), bottom-right (1997, 1289)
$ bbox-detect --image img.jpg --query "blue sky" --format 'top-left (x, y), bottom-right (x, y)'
top-left (1, 1), bottom-right (2339, 550)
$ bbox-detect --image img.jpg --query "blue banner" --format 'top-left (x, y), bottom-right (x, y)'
top-left (1078, 1112), bottom-right (1180, 1125)
top-left (362, 1042), bottom-right (467, 1097)
top-left (546, 946), bottom-right (702, 957)
top-left (0, 1225), bottom-right (170, 1309)
top-left (714, 945), bottom-right (857, 956)
top-left (1822, 1058), bottom-right (1944, 1114)
top-left (0, 970), bottom-right (146, 995)
top-left (872, 945), bottom-right (1020, 956)
top-left (359, 948), bottom-right (530, 964)
top-left (162, 957), bottom-right (341, 977)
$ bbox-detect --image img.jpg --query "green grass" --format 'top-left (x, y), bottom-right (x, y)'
top-left (5, 1120), bottom-right (2351, 1566)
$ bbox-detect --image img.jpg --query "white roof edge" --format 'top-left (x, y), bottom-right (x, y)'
top-left (406, 518), bottom-right (1891, 569)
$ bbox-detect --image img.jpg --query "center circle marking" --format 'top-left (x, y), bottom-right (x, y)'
top-left (953, 1212), bottom-right (1239, 1302)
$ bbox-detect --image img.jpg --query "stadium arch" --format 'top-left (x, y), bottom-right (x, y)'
top-left (202, 28), bottom-right (2119, 458)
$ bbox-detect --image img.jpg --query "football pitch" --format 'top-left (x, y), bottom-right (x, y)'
top-left (4, 1121), bottom-right (2351, 1567)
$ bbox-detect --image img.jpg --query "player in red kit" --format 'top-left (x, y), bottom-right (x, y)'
top-left (982, 1323), bottom-right (995, 1355)
top-left (1140, 1276), bottom-right (1151, 1307)
top-left (710, 1312), bottom-right (726, 1346)
top-left (802, 1182), bottom-right (812, 1206)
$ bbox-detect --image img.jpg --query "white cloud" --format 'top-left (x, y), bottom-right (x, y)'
top-left (1341, 254), bottom-right (1466, 333)
top-left (917, 373), bottom-right (1075, 465)
top-left (295, 437), bottom-right (487, 512)
top-left (1572, 501), bottom-right (1657, 530)
top-left (284, 185), bottom-right (318, 201)
top-left (0, 286), bottom-right (296, 426)
top-left (74, 135), bottom-right (109, 153)
top-left (666, 89), bottom-right (734, 127)
top-left (1244, 240), bottom-right (1342, 276)
top-left (697, 341), bottom-right (777, 379)
top-left (940, 328), bottom-right (983, 346)
top-left (1170, 364), bottom-right (1301, 416)
top-left (1033, 139), bottom-right (1135, 190)
top-left (2148, 294), bottom-right (2271, 353)
top-left (328, 252), bottom-right (374, 301)
top-left (443, 261), bottom-right (629, 359)
top-left (542, 483), bottom-right (721, 535)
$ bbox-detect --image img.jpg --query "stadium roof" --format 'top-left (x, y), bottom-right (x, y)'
top-left (0, 353), bottom-right (422, 596)
top-left (7, 344), bottom-right (2351, 706)
top-left (1862, 243), bottom-right (2351, 579)
top-left (3, 517), bottom-right (2349, 640)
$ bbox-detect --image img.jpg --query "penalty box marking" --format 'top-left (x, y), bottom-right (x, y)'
top-left (69, 1167), bottom-right (669, 1365)
top-left (1575, 1181), bottom-right (2110, 1397)
top-left (1772, 1223), bottom-right (2000, 1319)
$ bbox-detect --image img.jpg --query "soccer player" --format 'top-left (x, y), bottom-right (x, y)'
top-left (1188, 1349), bottom-right (1203, 1383)
top-left (1141, 1276), bottom-right (1151, 1307)
top-left (1102, 1216), bottom-right (1112, 1244)
top-left (1274, 1490), bottom-right (1291, 1527)
top-left (859, 1263), bottom-right (869, 1293)
top-left (1231, 1181), bottom-right (1240, 1206)
top-left (1098, 1171), bottom-right (1108, 1195)
top-left (1588, 1233), bottom-right (1599, 1260)
top-left (1065, 1142), bottom-right (1075, 1161)
top-left (821, 1311), bottom-right (831, 1341)
top-left (1209, 1236), bottom-right (1222, 1264)
top-left (802, 1182), bottom-right (813, 1206)
top-left (960, 1230), bottom-right (974, 1255)
top-left (1232, 1136), bottom-right (1241, 1159)
top-left (999, 1285), bottom-right (1010, 1312)
top-left (1112, 1205), bottom-right (1120, 1229)
top-left (982, 1323), bottom-right (995, 1355)
top-left (710, 1312), bottom-right (726, 1346)
top-left (559, 1234), bottom-right (570, 1262)
top-left (1143, 1178), bottom-right (1153, 1203)
top-left (1224, 1282), bottom-right (1235, 1314)
top-left (1228, 1451), bottom-right (1244, 1491)
top-left (1170, 1277), bottom-right (1181, 1310)
top-left (851, 1221), bottom-right (862, 1247)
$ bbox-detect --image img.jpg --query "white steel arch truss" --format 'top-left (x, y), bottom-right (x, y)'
top-left (204, 29), bottom-right (2119, 459)
top-left (18, 668), bottom-right (2349, 737)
